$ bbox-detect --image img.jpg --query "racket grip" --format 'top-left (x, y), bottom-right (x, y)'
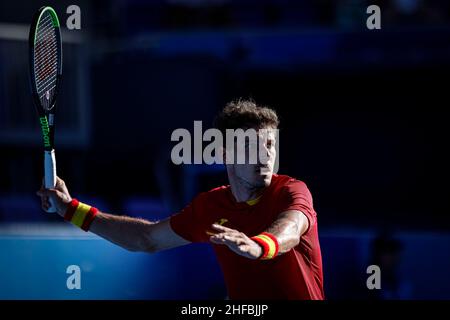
top-left (44, 149), bottom-right (57, 213)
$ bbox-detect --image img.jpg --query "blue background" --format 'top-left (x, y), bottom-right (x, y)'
top-left (1, 0), bottom-right (450, 299)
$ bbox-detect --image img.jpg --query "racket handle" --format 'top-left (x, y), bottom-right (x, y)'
top-left (44, 149), bottom-right (57, 213)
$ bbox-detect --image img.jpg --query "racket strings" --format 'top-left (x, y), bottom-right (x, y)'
top-left (34, 11), bottom-right (58, 111)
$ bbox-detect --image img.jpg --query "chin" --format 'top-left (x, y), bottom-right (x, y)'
top-left (262, 174), bottom-right (273, 187)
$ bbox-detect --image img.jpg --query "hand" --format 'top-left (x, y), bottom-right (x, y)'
top-left (36, 176), bottom-right (72, 217)
top-left (210, 224), bottom-right (262, 260)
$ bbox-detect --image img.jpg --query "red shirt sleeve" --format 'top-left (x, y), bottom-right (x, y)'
top-left (169, 193), bottom-right (209, 243)
top-left (279, 179), bottom-right (317, 234)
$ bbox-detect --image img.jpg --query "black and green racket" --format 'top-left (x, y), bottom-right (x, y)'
top-left (29, 6), bottom-right (63, 213)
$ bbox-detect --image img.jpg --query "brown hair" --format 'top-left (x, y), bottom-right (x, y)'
top-left (214, 99), bottom-right (279, 133)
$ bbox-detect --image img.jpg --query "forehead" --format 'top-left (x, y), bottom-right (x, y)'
top-left (241, 130), bottom-right (276, 147)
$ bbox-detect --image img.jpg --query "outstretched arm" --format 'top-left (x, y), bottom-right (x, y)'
top-left (37, 177), bottom-right (190, 253)
top-left (88, 215), bottom-right (189, 253)
top-left (210, 210), bottom-right (308, 259)
top-left (264, 210), bottom-right (308, 254)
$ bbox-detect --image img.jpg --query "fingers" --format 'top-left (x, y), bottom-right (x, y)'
top-left (40, 176), bottom-right (65, 190)
top-left (36, 189), bottom-right (51, 210)
top-left (212, 224), bottom-right (236, 233)
top-left (210, 233), bottom-right (229, 245)
top-left (36, 188), bottom-right (56, 197)
top-left (210, 225), bottom-right (245, 242)
top-left (37, 191), bottom-right (51, 210)
top-left (223, 234), bottom-right (245, 245)
top-left (210, 235), bottom-right (240, 251)
top-left (209, 226), bottom-right (261, 259)
top-left (210, 234), bottom-right (254, 258)
top-left (42, 198), bottom-right (51, 211)
top-left (210, 232), bottom-right (245, 247)
top-left (238, 244), bottom-right (251, 253)
top-left (55, 176), bottom-right (65, 188)
top-left (36, 188), bottom-right (59, 203)
top-left (37, 177), bottom-right (69, 214)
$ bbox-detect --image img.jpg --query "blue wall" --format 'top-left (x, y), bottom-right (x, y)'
top-left (1, 225), bottom-right (449, 299)
top-left (0, 225), bottom-right (226, 299)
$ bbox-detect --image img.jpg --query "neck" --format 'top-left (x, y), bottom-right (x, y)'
top-left (227, 169), bottom-right (265, 203)
top-left (230, 182), bottom-right (264, 203)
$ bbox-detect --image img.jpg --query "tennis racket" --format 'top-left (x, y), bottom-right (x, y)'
top-left (29, 6), bottom-right (63, 213)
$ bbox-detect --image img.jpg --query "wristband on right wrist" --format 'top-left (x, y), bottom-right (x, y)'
top-left (64, 198), bottom-right (98, 232)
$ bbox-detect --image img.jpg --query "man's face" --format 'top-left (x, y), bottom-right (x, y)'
top-left (226, 127), bottom-right (277, 188)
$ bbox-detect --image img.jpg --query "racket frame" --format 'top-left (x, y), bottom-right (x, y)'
top-left (29, 6), bottom-right (63, 212)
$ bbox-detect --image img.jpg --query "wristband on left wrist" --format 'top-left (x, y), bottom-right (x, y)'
top-left (251, 232), bottom-right (279, 260)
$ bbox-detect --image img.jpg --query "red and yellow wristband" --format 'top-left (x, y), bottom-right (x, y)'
top-left (251, 232), bottom-right (279, 260)
top-left (64, 199), bottom-right (98, 232)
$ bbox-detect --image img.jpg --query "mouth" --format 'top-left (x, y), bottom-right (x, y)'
top-left (256, 166), bottom-right (270, 175)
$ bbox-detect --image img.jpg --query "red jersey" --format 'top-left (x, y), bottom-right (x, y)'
top-left (170, 174), bottom-right (324, 300)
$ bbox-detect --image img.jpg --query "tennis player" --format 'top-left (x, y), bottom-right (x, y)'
top-left (37, 100), bottom-right (324, 300)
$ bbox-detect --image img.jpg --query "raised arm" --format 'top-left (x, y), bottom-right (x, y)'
top-left (36, 177), bottom-right (190, 253)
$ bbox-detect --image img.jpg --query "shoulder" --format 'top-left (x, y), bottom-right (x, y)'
top-left (271, 174), bottom-right (313, 204)
top-left (272, 174), bottom-right (309, 192)
top-left (194, 185), bottom-right (230, 204)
